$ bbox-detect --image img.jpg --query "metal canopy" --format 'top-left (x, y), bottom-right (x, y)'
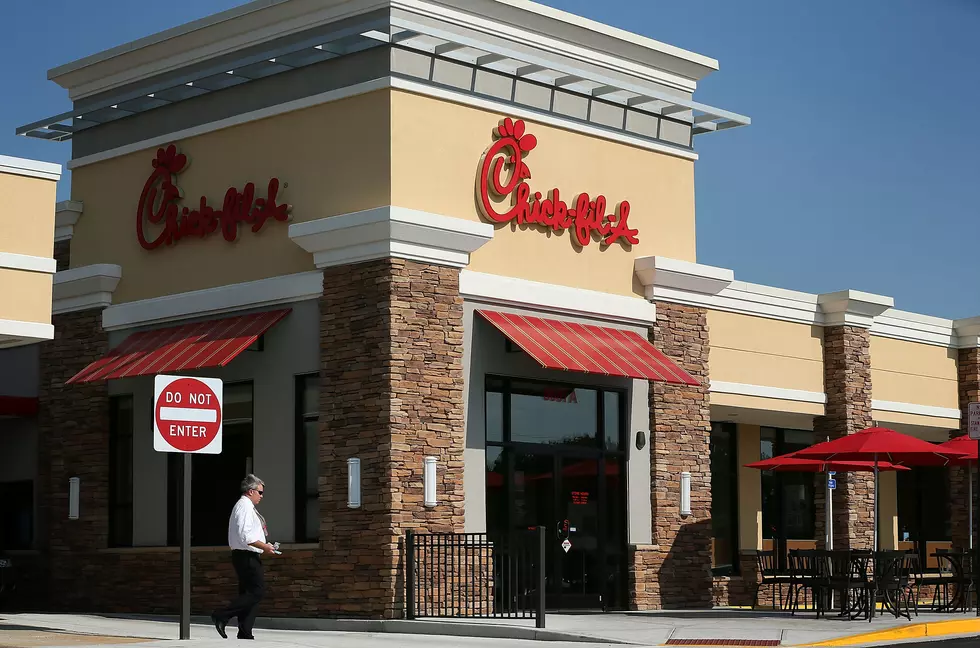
top-left (17, 17), bottom-right (749, 143)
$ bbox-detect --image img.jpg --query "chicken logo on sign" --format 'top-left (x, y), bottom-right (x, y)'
top-left (476, 118), bottom-right (639, 248)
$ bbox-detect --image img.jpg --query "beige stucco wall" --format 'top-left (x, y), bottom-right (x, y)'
top-left (0, 172), bottom-right (57, 258)
top-left (0, 269), bottom-right (53, 323)
top-left (390, 90), bottom-right (696, 298)
top-left (708, 310), bottom-right (825, 394)
top-left (870, 336), bottom-right (958, 410)
top-left (878, 470), bottom-right (898, 550)
top-left (70, 91), bottom-right (391, 304)
top-left (737, 424), bottom-right (762, 552)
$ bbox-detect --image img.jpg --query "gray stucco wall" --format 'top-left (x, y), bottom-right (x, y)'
top-left (107, 298), bottom-right (319, 546)
top-left (461, 301), bottom-right (652, 545)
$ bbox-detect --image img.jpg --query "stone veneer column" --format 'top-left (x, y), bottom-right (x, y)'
top-left (812, 325), bottom-right (875, 550)
top-left (634, 301), bottom-right (712, 609)
top-left (36, 307), bottom-right (111, 610)
top-left (318, 258), bottom-right (466, 618)
top-left (951, 346), bottom-right (980, 550)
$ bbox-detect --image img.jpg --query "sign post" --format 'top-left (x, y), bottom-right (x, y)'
top-left (969, 403), bottom-right (980, 552)
top-left (826, 472), bottom-right (835, 551)
top-left (153, 375), bottom-right (223, 640)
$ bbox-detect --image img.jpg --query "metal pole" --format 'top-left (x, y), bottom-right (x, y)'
top-left (873, 458), bottom-right (879, 552)
top-left (969, 463), bottom-right (974, 551)
top-left (827, 474), bottom-right (833, 551)
top-left (406, 531), bottom-right (416, 620)
top-left (536, 526), bottom-right (546, 629)
top-left (180, 453), bottom-right (191, 640)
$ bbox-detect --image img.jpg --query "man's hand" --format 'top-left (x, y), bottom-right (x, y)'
top-left (261, 542), bottom-right (278, 555)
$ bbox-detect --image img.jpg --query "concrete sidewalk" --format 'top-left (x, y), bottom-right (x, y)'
top-left (1, 610), bottom-right (978, 647)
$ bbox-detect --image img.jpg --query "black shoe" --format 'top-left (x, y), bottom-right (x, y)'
top-left (211, 614), bottom-right (228, 639)
top-left (237, 635), bottom-right (254, 640)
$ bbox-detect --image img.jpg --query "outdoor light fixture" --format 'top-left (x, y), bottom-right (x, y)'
top-left (635, 431), bottom-right (646, 450)
top-left (680, 472), bottom-right (691, 517)
top-left (68, 477), bottom-right (80, 520)
top-left (424, 456), bottom-right (438, 508)
top-left (347, 458), bottom-right (361, 509)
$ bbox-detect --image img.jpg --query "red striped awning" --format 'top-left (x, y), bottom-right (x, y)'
top-left (477, 310), bottom-right (699, 385)
top-left (66, 309), bottom-right (291, 384)
top-left (0, 396), bottom-right (38, 417)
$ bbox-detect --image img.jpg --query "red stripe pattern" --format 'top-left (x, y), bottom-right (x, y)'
top-left (477, 310), bottom-right (699, 385)
top-left (66, 309), bottom-right (291, 384)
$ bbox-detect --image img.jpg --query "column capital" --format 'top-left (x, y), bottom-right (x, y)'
top-left (55, 201), bottom-right (84, 242)
top-left (817, 290), bottom-right (893, 328)
top-left (289, 206), bottom-right (493, 270)
top-left (633, 256), bottom-right (733, 300)
top-left (53, 264), bottom-right (122, 314)
top-left (954, 316), bottom-right (980, 348)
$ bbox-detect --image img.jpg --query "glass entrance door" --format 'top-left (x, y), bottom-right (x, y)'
top-left (485, 376), bottom-right (627, 610)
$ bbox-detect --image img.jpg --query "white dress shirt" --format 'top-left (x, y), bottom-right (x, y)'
top-left (228, 496), bottom-right (266, 553)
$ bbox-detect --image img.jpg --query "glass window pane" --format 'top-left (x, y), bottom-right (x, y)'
top-left (305, 420), bottom-right (318, 494)
top-left (486, 446), bottom-right (507, 537)
top-left (510, 382), bottom-right (597, 446)
top-left (224, 383), bottom-right (253, 422)
top-left (305, 497), bottom-right (319, 541)
top-left (603, 392), bottom-right (621, 451)
top-left (486, 391), bottom-right (503, 443)
top-left (710, 423), bottom-right (736, 569)
top-left (302, 376), bottom-right (319, 417)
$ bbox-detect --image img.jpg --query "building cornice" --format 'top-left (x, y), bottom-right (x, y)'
top-left (54, 201), bottom-right (84, 242)
top-left (710, 380), bottom-right (826, 405)
top-left (0, 253), bottom-right (57, 275)
top-left (460, 270), bottom-right (656, 327)
top-left (0, 155), bottom-right (62, 182)
top-left (102, 270), bottom-right (323, 331)
top-left (52, 264), bottom-right (122, 314)
top-left (871, 399), bottom-right (961, 421)
top-left (954, 316), bottom-right (980, 349)
top-left (289, 206), bottom-right (493, 269)
top-left (0, 320), bottom-right (55, 349)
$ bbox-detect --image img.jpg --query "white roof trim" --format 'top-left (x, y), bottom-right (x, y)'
top-left (102, 270), bottom-right (323, 331)
top-left (634, 256), bottom-right (733, 296)
top-left (0, 253), bottom-right (57, 275)
top-left (710, 380), bottom-right (827, 405)
top-left (817, 290), bottom-right (894, 329)
top-left (0, 155), bottom-right (62, 181)
top-left (289, 205), bottom-right (493, 269)
top-left (954, 316), bottom-right (980, 349)
top-left (871, 399), bottom-right (961, 422)
top-left (0, 319), bottom-right (55, 348)
top-left (460, 270), bottom-right (656, 327)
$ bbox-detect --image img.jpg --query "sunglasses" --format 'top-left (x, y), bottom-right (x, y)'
top-left (254, 489), bottom-right (264, 495)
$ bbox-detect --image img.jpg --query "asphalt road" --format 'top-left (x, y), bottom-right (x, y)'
top-left (885, 637), bottom-right (980, 648)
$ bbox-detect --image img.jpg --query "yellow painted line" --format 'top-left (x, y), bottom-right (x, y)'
top-left (797, 618), bottom-right (980, 646)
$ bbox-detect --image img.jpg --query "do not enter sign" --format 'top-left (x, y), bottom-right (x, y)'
top-left (153, 375), bottom-right (223, 454)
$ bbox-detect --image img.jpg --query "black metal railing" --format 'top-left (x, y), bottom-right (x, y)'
top-left (406, 527), bottom-right (546, 628)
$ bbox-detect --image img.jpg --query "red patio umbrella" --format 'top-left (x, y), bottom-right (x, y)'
top-left (937, 435), bottom-right (979, 549)
top-left (745, 452), bottom-right (910, 473)
top-left (795, 427), bottom-right (969, 550)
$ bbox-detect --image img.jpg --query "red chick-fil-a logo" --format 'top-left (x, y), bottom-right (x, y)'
top-left (136, 144), bottom-right (291, 250)
top-left (476, 118), bottom-right (639, 248)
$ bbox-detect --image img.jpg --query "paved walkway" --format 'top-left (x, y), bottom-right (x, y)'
top-left (0, 610), bottom-right (978, 647)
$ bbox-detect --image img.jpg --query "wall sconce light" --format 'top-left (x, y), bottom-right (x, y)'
top-left (424, 456), bottom-right (438, 508)
top-left (347, 458), bottom-right (361, 509)
top-left (635, 431), bottom-right (647, 450)
top-left (680, 472), bottom-right (691, 517)
top-left (68, 477), bottom-right (80, 520)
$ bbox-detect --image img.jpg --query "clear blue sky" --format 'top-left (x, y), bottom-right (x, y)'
top-left (3, 1), bottom-right (978, 319)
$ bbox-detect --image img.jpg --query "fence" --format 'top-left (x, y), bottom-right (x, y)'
top-left (405, 527), bottom-right (546, 628)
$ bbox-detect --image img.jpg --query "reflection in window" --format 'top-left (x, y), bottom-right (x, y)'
top-left (296, 374), bottom-right (319, 542)
top-left (486, 391), bottom-right (503, 443)
top-left (710, 422), bottom-right (738, 572)
top-left (510, 381), bottom-right (597, 446)
top-left (604, 392), bottom-right (621, 451)
top-left (898, 465), bottom-right (951, 565)
top-left (109, 395), bottom-right (134, 548)
top-left (761, 428), bottom-right (815, 545)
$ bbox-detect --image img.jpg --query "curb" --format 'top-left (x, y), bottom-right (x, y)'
top-left (181, 615), bottom-right (633, 644)
top-left (795, 617), bottom-right (980, 646)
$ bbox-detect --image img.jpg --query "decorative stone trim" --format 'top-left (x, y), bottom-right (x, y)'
top-left (290, 206), bottom-right (493, 269)
top-left (870, 399), bottom-right (960, 421)
top-left (52, 264), bottom-right (122, 315)
top-left (710, 380), bottom-right (826, 405)
top-left (54, 201), bottom-right (84, 242)
top-left (951, 348), bottom-right (980, 550)
top-left (816, 290), bottom-right (894, 329)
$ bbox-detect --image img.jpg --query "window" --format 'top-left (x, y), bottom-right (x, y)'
top-left (710, 422), bottom-right (738, 574)
top-left (0, 480), bottom-right (34, 550)
top-left (898, 465), bottom-right (951, 565)
top-left (109, 395), bottom-right (134, 547)
top-left (761, 428), bottom-right (815, 567)
top-left (295, 374), bottom-right (319, 542)
top-left (168, 382), bottom-right (254, 546)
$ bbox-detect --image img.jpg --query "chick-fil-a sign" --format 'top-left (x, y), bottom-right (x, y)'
top-left (476, 118), bottom-right (639, 248)
top-left (136, 144), bottom-right (291, 250)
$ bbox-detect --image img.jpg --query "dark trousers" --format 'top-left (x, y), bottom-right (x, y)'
top-left (214, 550), bottom-right (264, 638)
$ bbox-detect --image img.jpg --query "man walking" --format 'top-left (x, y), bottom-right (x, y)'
top-left (212, 475), bottom-right (277, 640)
